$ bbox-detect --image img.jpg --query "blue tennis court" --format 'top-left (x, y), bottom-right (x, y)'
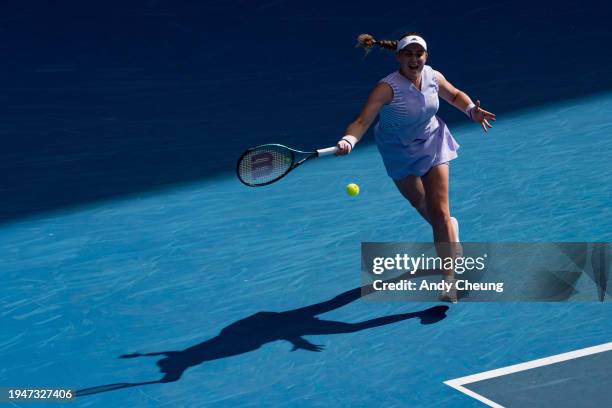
top-left (2, 1), bottom-right (611, 407)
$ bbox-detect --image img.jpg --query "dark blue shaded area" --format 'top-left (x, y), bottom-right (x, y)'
top-left (2, 0), bottom-right (611, 222)
top-left (465, 350), bottom-right (612, 407)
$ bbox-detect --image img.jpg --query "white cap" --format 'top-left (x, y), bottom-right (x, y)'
top-left (396, 35), bottom-right (427, 52)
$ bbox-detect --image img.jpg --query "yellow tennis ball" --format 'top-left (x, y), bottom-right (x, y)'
top-left (346, 183), bottom-right (360, 197)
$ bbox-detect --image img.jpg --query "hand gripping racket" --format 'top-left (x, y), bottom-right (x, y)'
top-left (236, 144), bottom-right (338, 187)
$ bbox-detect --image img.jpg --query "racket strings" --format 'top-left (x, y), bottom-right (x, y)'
top-left (237, 145), bottom-right (294, 186)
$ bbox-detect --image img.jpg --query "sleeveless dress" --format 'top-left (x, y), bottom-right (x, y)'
top-left (374, 66), bottom-right (460, 180)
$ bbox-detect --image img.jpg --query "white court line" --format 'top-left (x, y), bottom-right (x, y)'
top-left (444, 341), bottom-right (612, 407)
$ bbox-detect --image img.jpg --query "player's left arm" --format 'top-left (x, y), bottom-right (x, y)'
top-left (435, 70), bottom-right (496, 132)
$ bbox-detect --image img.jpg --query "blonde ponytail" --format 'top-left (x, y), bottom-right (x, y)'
top-left (355, 33), bottom-right (398, 56)
top-left (355, 32), bottom-right (424, 56)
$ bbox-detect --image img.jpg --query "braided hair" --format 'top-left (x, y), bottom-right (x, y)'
top-left (355, 32), bottom-right (424, 56)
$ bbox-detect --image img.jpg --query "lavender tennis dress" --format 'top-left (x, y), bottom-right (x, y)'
top-left (374, 65), bottom-right (459, 180)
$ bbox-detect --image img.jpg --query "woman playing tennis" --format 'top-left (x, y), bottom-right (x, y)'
top-left (336, 33), bottom-right (496, 301)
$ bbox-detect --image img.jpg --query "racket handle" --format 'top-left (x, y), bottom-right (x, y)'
top-left (316, 146), bottom-right (338, 157)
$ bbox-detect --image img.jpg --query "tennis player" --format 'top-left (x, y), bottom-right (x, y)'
top-left (337, 33), bottom-right (496, 301)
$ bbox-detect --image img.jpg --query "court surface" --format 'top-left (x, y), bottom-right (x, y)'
top-left (3, 1), bottom-right (612, 406)
top-left (2, 92), bottom-right (611, 407)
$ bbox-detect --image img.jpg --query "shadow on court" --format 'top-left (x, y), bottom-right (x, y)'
top-left (75, 280), bottom-right (449, 397)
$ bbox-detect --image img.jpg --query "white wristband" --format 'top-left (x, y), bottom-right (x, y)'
top-left (341, 135), bottom-right (359, 148)
top-left (464, 103), bottom-right (476, 120)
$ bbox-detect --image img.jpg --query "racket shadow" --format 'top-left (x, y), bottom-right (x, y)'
top-left (76, 271), bottom-right (449, 397)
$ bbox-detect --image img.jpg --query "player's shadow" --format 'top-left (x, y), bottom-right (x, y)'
top-left (76, 272), bottom-right (448, 397)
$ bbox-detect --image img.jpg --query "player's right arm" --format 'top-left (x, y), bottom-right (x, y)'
top-left (336, 82), bottom-right (393, 155)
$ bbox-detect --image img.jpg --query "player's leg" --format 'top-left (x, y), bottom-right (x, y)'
top-left (422, 164), bottom-right (457, 302)
top-left (394, 175), bottom-right (430, 223)
top-left (421, 164), bottom-right (454, 244)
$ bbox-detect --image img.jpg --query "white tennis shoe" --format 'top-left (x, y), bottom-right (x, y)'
top-left (439, 275), bottom-right (458, 304)
top-left (451, 216), bottom-right (463, 259)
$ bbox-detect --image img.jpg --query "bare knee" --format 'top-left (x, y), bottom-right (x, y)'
top-left (394, 176), bottom-right (426, 210)
top-left (407, 196), bottom-right (426, 211)
top-left (428, 205), bottom-right (451, 226)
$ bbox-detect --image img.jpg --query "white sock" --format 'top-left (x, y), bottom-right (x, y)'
top-left (451, 217), bottom-right (460, 243)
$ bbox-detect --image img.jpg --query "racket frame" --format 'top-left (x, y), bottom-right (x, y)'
top-left (236, 143), bottom-right (335, 187)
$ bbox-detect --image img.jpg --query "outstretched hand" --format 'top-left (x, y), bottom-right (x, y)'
top-left (292, 343), bottom-right (325, 352)
top-left (471, 100), bottom-right (496, 133)
top-left (289, 336), bottom-right (326, 352)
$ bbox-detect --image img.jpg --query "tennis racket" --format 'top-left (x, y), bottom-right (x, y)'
top-left (236, 144), bottom-right (338, 187)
